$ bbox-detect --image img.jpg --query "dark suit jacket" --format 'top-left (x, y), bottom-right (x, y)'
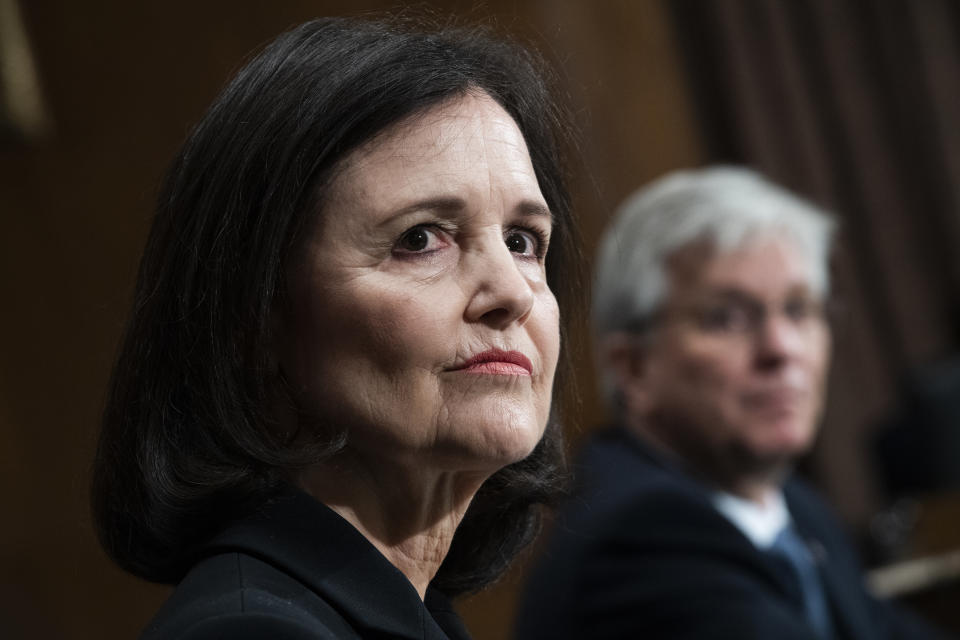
top-left (141, 488), bottom-right (472, 639)
top-left (514, 427), bottom-right (948, 640)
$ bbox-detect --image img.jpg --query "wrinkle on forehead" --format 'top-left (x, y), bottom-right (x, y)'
top-left (347, 92), bottom-right (529, 173)
top-left (327, 92), bottom-right (542, 228)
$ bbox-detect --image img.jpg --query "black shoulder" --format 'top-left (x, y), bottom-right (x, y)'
top-left (141, 552), bottom-right (357, 640)
top-left (517, 459), bottom-right (799, 640)
top-left (173, 612), bottom-right (340, 640)
top-left (560, 486), bottom-right (816, 639)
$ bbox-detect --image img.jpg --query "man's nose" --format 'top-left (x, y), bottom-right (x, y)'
top-left (755, 313), bottom-right (803, 369)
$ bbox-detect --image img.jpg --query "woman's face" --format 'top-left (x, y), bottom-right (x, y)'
top-left (281, 92), bottom-right (560, 473)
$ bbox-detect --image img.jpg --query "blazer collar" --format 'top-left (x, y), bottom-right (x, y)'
top-left (611, 425), bottom-right (876, 640)
top-left (201, 487), bottom-right (469, 640)
top-left (786, 491), bottom-right (875, 640)
top-left (607, 428), bottom-right (821, 600)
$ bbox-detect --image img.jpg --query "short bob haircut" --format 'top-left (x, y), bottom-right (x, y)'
top-left (92, 16), bottom-right (581, 596)
top-left (592, 166), bottom-right (835, 405)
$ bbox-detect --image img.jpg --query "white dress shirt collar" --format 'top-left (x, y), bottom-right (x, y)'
top-left (711, 489), bottom-right (790, 550)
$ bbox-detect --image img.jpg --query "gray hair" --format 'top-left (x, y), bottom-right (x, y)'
top-left (593, 166), bottom-right (836, 336)
top-left (592, 166), bottom-right (836, 404)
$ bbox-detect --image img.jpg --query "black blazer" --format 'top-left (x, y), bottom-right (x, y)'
top-left (514, 427), bottom-right (949, 640)
top-left (141, 488), bottom-right (472, 639)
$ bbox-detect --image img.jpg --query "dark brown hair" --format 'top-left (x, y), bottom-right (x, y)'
top-left (91, 15), bottom-right (582, 595)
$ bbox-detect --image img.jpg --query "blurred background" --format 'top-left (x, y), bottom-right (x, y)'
top-left (2, 0), bottom-right (960, 637)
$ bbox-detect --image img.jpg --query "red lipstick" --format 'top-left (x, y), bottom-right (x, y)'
top-left (454, 349), bottom-right (533, 376)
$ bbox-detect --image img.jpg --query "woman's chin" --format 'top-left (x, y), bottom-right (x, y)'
top-left (431, 420), bottom-right (546, 474)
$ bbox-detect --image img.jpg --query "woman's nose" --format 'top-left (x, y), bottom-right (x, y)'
top-left (464, 238), bottom-right (535, 328)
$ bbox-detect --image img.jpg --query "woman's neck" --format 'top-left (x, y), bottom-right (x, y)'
top-left (296, 450), bottom-right (487, 599)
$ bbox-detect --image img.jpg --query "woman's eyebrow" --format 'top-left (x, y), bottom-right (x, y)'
top-left (376, 196), bottom-right (466, 227)
top-left (379, 196), bottom-right (553, 226)
top-left (517, 200), bottom-right (554, 224)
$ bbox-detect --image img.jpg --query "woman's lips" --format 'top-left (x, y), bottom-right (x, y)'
top-left (453, 349), bottom-right (533, 375)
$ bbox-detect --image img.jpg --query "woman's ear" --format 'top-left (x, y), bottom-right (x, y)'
top-left (600, 332), bottom-right (653, 418)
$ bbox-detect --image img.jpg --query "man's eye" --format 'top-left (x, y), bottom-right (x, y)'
top-left (785, 298), bottom-right (822, 322)
top-left (395, 225), bottom-right (442, 253)
top-left (698, 304), bottom-right (752, 332)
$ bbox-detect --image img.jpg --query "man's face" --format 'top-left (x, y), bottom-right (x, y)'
top-left (626, 236), bottom-right (832, 486)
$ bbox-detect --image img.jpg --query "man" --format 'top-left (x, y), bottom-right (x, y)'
top-left (515, 167), bottom-right (947, 639)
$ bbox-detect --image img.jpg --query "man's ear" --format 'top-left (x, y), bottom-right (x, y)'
top-left (600, 332), bottom-right (653, 417)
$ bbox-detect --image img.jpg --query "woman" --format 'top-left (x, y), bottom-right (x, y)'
top-left (91, 15), bottom-right (581, 639)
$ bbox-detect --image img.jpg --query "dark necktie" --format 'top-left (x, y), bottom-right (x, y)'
top-left (769, 526), bottom-right (834, 639)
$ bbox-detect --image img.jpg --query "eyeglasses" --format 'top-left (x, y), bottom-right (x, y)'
top-left (639, 292), bottom-right (829, 338)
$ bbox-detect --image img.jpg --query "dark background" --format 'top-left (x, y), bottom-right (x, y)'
top-left (2, 1), bottom-right (958, 638)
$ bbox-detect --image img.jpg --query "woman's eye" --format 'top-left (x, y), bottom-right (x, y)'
top-left (505, 230), bottom-right (541, 258)
top-left (395, 225), bottom-right (443, 254)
